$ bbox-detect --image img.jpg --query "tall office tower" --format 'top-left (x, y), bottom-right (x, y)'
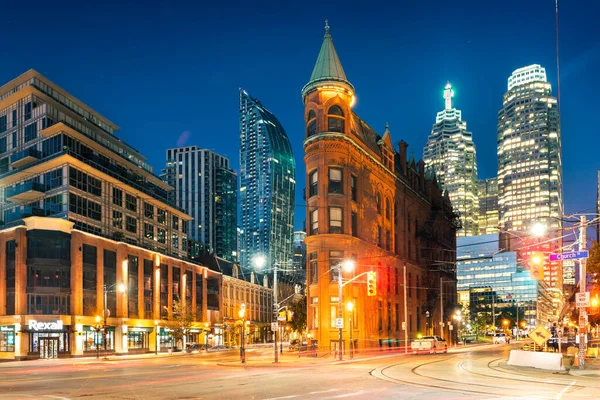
top-left (162, 147), bottom-right (238, 262)
top-left (497, 64), bottom-right (563, 292)
top-left (477, 178), bottom-right (499, 234)
top-left (239, 89), bottom-right (295, 271)
top-left (292, 231), bottom-right (307, 272)
top-left (424, 83), bottom-right (479, 237)
top-left (303, 23), bottom-right (456, 349)
top-left (0, 70), bottom-right (222, 360)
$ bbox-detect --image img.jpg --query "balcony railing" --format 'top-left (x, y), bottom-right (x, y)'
top-left (5, 182), bottom-right (48, 203)
top-left (10, 147), bottom-right (43, 168)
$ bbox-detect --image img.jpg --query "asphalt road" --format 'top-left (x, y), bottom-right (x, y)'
top-left (1, 344), bottom-right (598, 399)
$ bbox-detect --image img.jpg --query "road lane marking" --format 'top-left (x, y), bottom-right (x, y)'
top-left (330, 390), bottom-right (365, 398)
top-left (555, 380), bottom-right (576, 400)
top-left (263, 395), bottom-right (299, 400)
top-left (308, 389), bottom-right (339, 395)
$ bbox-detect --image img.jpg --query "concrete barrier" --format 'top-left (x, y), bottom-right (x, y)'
top-left (507, 350), bottom-right (565, 371)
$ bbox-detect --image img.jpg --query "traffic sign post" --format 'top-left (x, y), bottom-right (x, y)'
top-left (576, 292), bottom-right (590, 308)
top-left (528, 326), bottom-right (551, 348)
top-left (271, 322), bottom-right (278, 332)
top-left (335, 318), bottom-right (343, 329)
top-left (549, 251), bottom-right (589, 262)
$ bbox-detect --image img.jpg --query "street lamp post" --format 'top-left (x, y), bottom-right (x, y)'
top-left (338, 260), bottom-right (355, 361)
top-left (102, 283), bottom-right (126, 360)
top-left (94, 315), bottom-right (102, 359)
top-left (239, 303), bottom-right (246, 363)
top-left (425, 311), bottom-right (430, 335)
top-left (347, 301), bottom-right (354, 359)
top-left (154, 320), bottom-right (159, 355)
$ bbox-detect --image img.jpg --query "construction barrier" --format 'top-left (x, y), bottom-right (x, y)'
top-left (507, 350), bottom-right (565, 371)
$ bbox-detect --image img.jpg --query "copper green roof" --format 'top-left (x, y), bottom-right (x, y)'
top-left (302, 21), bottom-right (354, 97)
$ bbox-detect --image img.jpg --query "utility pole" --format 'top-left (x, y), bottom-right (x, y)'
top-left (492, 294), bottom-right (496, 333)
top-left (273, 264), bottom-right (279, 364)
top-left (440, 278), bottom-right (443, 337)
top-left (578, 215), bottom-right (587, 369)
top-left (338, 264), bottom-right (343, 361)
top-left (403, 264), bottom-right (408, 353)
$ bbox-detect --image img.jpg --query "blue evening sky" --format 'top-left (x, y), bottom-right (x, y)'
top-left (1, 0), bottom-right (598, 232)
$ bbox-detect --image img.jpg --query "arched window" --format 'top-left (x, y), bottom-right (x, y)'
top-left (376, 193), bottom-right (382, 214)
top-left (328, 105), bottom-right (345, 133)
top-left (385, 198), bottom-right (391, 220)
top-left (307, 110), bottom-right (317, 137)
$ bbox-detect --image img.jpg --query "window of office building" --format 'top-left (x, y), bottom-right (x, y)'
top-left (310, 209), bottom-right (318, 235)
top-left (160, 264), bottom-right (168, 319)
top-left (144, 223), bottom-right (153, 239)
top-left (125, 194), bottom-right (137, 212)
top-left (329, 250), bottom-right (344, 281)
top-left (309, 252), bottom-right (318, 284)
top-left (112, 187), bottom-right (123, 206)
top-left (329, 207), bottom-right (343, 234)
top-left (172, 216), bottom-right (179, 230)
top-left (157, 228), bottom-right (166, 244)
top-left (24, 122), bottom-right (37, 142)
top-left (69, 193), bottom-right (102, 221)
top-left (172, 267), bottom-right (180, 299)
top-left (144, 202), bottom-right (154, 219)
top-left (172, 233), bottom-right (179, 249)
top-left (207, 278), bottom-right (219, 311)
top-left (128, 255), bottom-right (139, 318)
top-left (104, 250), bottom-right (117, 317)
top-left (143, 259), bottom-right (154, 319)
top-left (309, 170), bottom-right (318, 197)
top-left (82, 244), bottom-right (97, 316)
top-left (126, 216), bottom-right (137, 234)
top-left (157, 208), bottom-right (166, 225)
top-left (328, 168), bottom-right (343, 194)
top-left (195, 272), bottom-right (203, 320)
top-left (112, 210), bottom-right (123, 229)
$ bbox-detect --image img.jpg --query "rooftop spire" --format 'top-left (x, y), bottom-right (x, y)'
top-left (302, 21), bottom-right (354, 98)
top-left (444, 82), bottom-right (454, 110)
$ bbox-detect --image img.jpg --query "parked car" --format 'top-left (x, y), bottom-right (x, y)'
top-left (289, 339), bottom-right (300, 350)
top-left (186, 343), bottom-right (199, 353)
top-left (411, 336), bottom-right (448, 354)
top-left (493, 333), bottom-right (510, 344)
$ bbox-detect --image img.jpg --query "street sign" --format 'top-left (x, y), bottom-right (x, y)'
top-left (335, 318), bottom-right (343, 329)
top-left (576, 292), bottom-right (590, 308)
top-left (549, 251), bottom-right (589, 262)
top-left (271, 322), bottom-right (278, 332)
top-left (528, 326), bottom-right (552, 347)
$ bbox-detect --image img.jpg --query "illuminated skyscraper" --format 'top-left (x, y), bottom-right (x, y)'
top-left (424, 83), bottom-right (479, 236)
top-left (162, 147), bottom-right (238, 262)
top-left (239, 90), bottom-right (295, 271)
top-left (477, 177), bottom-right (499, 234)
top-left (497, 64), bottom-right (563, 291)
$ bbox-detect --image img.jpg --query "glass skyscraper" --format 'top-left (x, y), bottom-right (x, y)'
top-left (239, 89), bottom-right (295, 271)
top-left (424, 82), bottom-right (479, 237)
top-left (477, 177), bottom-right (499, 235)
top-left (456, 234), bottom-right (553, 329)
top-left (497, 64), bottom-right (563, 292)
top-left (162, 147), bottom-right (237, 262)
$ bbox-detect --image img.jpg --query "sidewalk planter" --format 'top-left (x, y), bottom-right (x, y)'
top-left (508, 350), bottom-right (565, 371)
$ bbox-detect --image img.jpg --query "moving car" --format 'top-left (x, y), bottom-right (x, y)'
top-left (493, 333), bottom-right (510, 344)
top-left (411, 336), bottom-right (448, 354)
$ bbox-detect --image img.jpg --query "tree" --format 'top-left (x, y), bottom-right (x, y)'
top-left (164, 297), bottom-right (193, 349)
top-left (587, 241), bottom-right (600, 283)
top-left (289, 295), bottom-right (307, 334)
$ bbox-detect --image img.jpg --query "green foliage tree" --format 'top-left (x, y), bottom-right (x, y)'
top-left (289, 295), bottom-right (307, 334)
top-left (164, 297), bottom-right (193, 349)
top-left (587, 241), bottom-right (600, 280)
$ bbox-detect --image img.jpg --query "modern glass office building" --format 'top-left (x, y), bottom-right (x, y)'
top-left (457, 234), bottom-right (554, 328)
top-left (239, 89), bottom-right (295, 271)
top-left (0, 70), bottom-right (222, 360)
top-left (497, 64), bottom-right (563, 291)
top-left (424, 83), bottom-right (479, 237)
top-left (162, 147), bottom-right (237, 262)
top-left (477, 178), bottom-right (499, 234)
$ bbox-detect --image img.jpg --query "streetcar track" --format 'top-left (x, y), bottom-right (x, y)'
top-left (371, 353), bottom-right (591, 398)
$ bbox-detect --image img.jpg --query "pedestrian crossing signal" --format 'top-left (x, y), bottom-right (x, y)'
top-left (367, 271), bottom-right (377, 296)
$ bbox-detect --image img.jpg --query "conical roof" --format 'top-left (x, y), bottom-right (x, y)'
top-left (302, 21), bottom-right (354, 97)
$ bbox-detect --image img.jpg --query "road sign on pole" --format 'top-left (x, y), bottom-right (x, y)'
top-left (335, 318), bottom-right (343, 329)
top-left (549, 251), bottom-right (589, 262)
top-left (271, 322), bottom-right (278, 332)
top-left (579, 310), bottom-right (588, 327)
top-left (528, 326), bottom-right (551, 347)
top-left (576, 292), bottom-right (590, 308)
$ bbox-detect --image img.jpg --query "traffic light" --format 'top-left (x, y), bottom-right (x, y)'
top-left (529, 252), bottom-right (544, 280)
top-left (367, 271), bottom-right (377, 296)
top-left (591, 295), bottom-right (599, 315)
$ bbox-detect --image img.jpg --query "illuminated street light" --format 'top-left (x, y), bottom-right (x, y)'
top-left (530, 222), bottom-right (547, 237)
top-left (347, 301), bottom-right (354, 359)
top-left (239, 303), bottom-right (246, 363)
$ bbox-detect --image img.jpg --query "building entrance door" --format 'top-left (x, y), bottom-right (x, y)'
top-left (39, 338), bottom-right (58, 359)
